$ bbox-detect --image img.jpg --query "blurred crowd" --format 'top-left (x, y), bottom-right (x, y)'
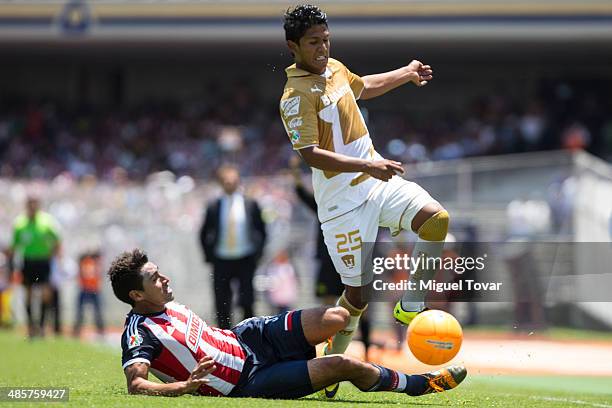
top-left (0, 90), bottom-right (291, 181)
top-left (372, 80), bottom-right (611, 163)
top-left (0, 79), bottom-right (610, 181)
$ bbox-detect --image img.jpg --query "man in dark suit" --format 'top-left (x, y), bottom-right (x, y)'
top-left (200, 165), bottom-right (267, 329)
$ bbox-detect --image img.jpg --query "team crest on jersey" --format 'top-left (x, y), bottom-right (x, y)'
top-left (282, 96), bottom-right (300, 117)
top-left (128, 333), bottom-right (143, 348)
top-left (289, 130), bottom-right (301, 144)
top-left (341, 254), bottom-right (356, 269)
top-left (288, 117), bottom-right (303, 129)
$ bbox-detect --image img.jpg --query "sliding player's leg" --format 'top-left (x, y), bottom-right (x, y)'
top-left (236, 306), bottom-right (351, 367)
top-left (300, 306), bottom-right (350, 345)
top-left (230, 306), bottom-right (347, 399)
top-left (231, 306), bottom-right (465, 399)
top-left (232, 353), bottom-right (466, 399)
top-left (308, 354), bottom-right (466, 396)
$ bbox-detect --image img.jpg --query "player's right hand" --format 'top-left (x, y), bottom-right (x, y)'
top-left (365, 159), bottom-right (404, 181)
top-left (182, 356), bottom-right (216, 394)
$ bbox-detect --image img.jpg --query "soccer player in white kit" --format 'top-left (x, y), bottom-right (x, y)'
top-left (280, 5), bottom-right (450, 397)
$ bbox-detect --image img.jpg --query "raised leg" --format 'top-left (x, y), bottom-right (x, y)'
top-left (300, 306), bottom-right (349, 346)
top-left (397, 203), bottom-right (449, 323)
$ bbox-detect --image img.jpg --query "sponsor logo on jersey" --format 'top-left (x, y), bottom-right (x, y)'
top-left (321, 83), bottom-right (351, 107)
top-left (186, 311), bottom-right (204, 354)
top-left (281, 96), bottom-right (300, 117)
top-left (341, 254), bottom-right (356, 269)
top-left (289, 130), bottom-right (301, 144)
top-left (129, 333), bottom-right (143, 348)
top-left (288, 117), bottom-right (303, 129)
top-left (310, 84), bottom-right (323, 93)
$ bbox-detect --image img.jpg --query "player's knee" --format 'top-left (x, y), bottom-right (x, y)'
top-left (334, 306), bottom-right (351, 328)
top-left (326, 354), bottom-right (358, 374)
top-left (326, 306), bottom-right (350, 331)
top-left (417, 208), bottom-right (449, 241)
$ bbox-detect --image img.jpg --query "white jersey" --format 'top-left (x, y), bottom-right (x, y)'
top-left (280, 58), bottom-right (383, 222)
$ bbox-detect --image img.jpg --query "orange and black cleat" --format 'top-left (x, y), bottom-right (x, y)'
top-left (413, 365), bottom-right (467, 396)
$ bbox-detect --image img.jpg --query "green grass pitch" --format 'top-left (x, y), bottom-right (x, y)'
top-left (1, 331), bottom-right (611, 407)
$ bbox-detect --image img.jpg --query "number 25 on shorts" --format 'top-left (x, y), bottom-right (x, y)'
top-left (335, 230), bottom-right (362, 254)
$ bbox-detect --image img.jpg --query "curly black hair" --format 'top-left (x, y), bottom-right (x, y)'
top-left (283, 4), bottom-right (328, 43)
top-left (108, 248), bottom-right (148, 306)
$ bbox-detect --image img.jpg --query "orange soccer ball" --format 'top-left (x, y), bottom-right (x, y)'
top-left (407, 310), bottom-right (463, 365)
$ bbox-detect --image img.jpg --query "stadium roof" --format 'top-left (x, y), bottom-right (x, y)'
top-left (1, 0), bottom-right (612, 43)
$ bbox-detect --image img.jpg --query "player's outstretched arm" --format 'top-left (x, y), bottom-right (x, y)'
top-left (299, 146), bottom-right (404, 182)
top-left (360, 60), bottom-right (433, 100)
top-left (125, 356), bottom-right (216, 396)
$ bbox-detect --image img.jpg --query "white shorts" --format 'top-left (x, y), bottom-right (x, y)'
top-left (321, 176), bottom-right (437, 287)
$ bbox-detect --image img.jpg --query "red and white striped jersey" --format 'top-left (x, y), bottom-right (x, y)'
top-left (121, 301), bottom-right (246, 396)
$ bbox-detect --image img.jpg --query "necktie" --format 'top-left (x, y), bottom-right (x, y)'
top-left (226, 197), bottom-right (237, 251)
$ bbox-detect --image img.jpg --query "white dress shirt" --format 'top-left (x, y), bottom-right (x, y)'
top-left (215, 193), bottom-right (253, 260)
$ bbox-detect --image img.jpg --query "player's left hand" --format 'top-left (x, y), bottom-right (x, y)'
top-left (182, 356), bottom-right (217, 394)
top-left (406, 60), bottom-right (433, 87)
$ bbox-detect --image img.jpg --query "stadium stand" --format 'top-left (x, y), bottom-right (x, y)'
top-left (1, 77), bottom-right (610, 180)
top-left (1, 0), bottom-right (611, 332)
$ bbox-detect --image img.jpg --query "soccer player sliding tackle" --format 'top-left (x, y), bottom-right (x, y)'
top-left (280, 4), bottom-right (448, 397)
top-left (110, 249), bottom-right (465, 398)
